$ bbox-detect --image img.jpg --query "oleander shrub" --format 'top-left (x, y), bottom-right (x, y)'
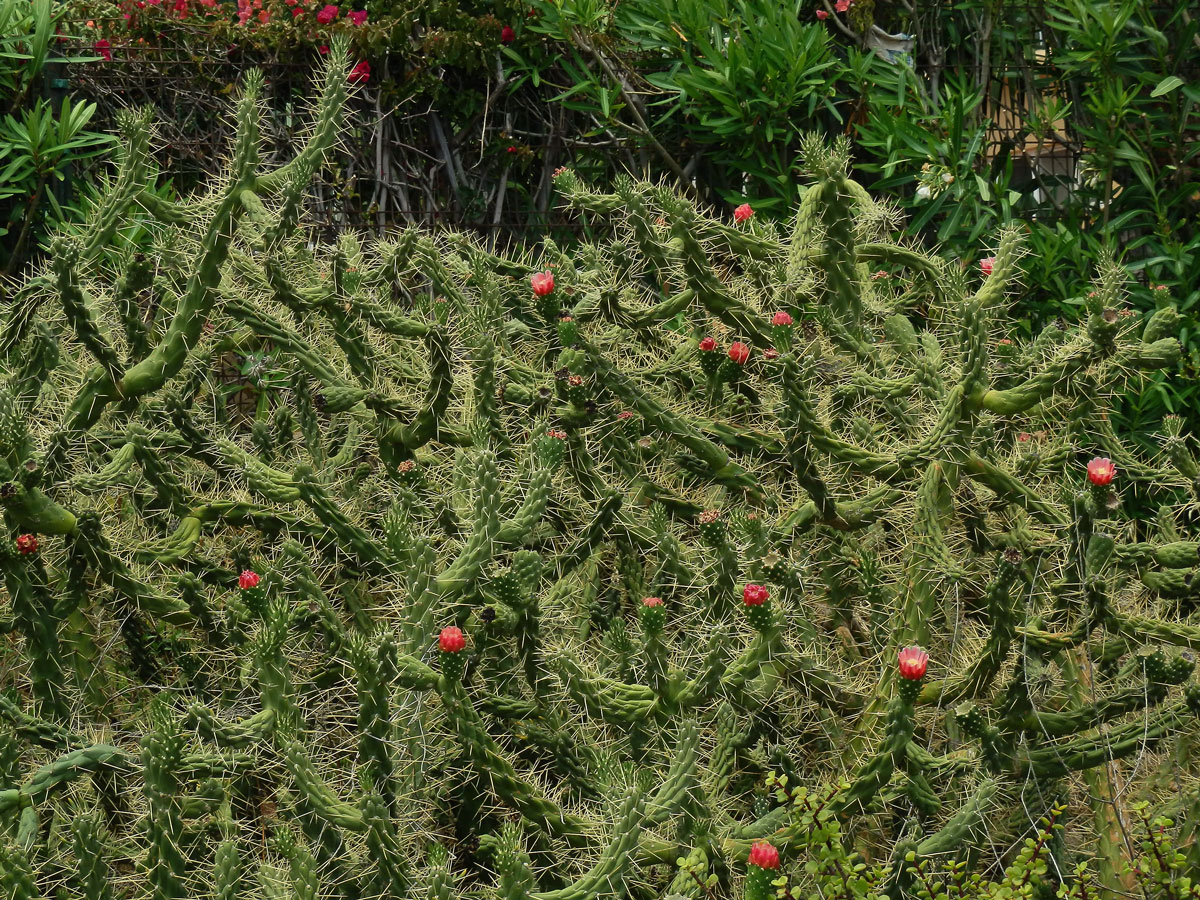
top-left (4, 47), bottom-right (1200, 900)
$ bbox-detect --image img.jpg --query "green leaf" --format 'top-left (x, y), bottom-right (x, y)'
top-left (1150, 76), bottom-right (1184, 98)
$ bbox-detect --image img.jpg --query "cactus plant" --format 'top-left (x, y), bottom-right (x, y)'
top-left (2, 51), bottom-right (1200, 900)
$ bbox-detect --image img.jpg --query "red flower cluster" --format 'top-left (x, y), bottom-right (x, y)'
top-left (500, 25), bottom-right (515, 43)
top-left (16, 534), bottom-right (38, 555)
top-left (546, 429), bottom-right (568, 440)
top-left (733, 203), bottom-right (754, 223)
top-left (239, 570), bottom-right (261, 590)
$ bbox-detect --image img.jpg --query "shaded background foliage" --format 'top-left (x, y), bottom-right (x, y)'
top-left (3, 0), bottom-right (1199, 429)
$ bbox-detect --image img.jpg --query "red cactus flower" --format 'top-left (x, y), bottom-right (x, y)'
top-left (439, 626), bottom-right (466, 653)
top-left (815, 8), bottom-right (828, 19)
top-left (1087, 457), bottom-right (1116, 486)
top-left (348, 60), bottom-right (370, 82)
top-left (94, 38), bottom-right (112, 61)
top-left (616, 410), bottom-right (634, 420)
top-left (733, 203), bottom-right (754, 223)
top-left (642, 596), bottom-right (663, 608)
top-left (347, 8), bottom-right (366, 24)
top-left (16, 534), bottom-right (38, 556)
top-left (980, 256), bottom-right (996, 277)
top-left (1017, 432), bottom-right (1031, 443)
top-left (546, 429), bottom-right (568, 440)
top-left (743, 584), bottom-right (769, 606)
top-left (500, 25), bottom-right (515, 43)
top-left (764, 348), bottom-right (779, 360)
top-left (771, 311), bottom-right (793, 327)
top-left (531, 270), bottom-right (555, 296)
top-left (315, 3), bottom-right (337, 21)
top-left (239, 570), bottom-right (261, 590)
top-left (318, 44), bottom-right (329, 54)
top-left (748, 841), bottom-right (780, 869)
top-left (898, 646), bottom-right (929, 680)
top-left (728, 342), bottom-right (751, 365)
top-left (699, 336), bottom-right (717, 352)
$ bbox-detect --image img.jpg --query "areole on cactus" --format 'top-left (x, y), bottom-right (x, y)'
top-left (0, 60), bottom-right (1196, 900)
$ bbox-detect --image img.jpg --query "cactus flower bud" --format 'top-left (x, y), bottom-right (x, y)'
top-left (742, 584), bottom-right (769, 606)
top-left (640, 596), bottom-right (665, 635)
top-left (770, 311), bottom-right (794, 351)
top-left (733, 203), bottom-right (754, 223)
top-left (743, 583), bottom-right (773, 631)
top-left (439, 626), bottom-right (466, 653)
top-left (748, 841), bottom-right (780, 869)
top-left (438, 626), bottom-right (467, 680)
top-left (16, 534), bottom-right (37, 555)
top-left (238, 570), bottom-right (260, 590)
top-left (1087, 457), bottom-right (1116, 486)
top-left (745, 841), bottom-right (780, 900)
top-left (698, 336), bottom-right (723, 377)
top-left (727, 342), bottom-right (751, 365)
top-left (557, 314), bottom-right (578, 347)
top-left (980, 257), bottom-right (996, 277)
top-left (530, 270), bottom-right (555, 296)
top-left (697, 508), bottom-right (726, 545)
top-left (898, 646), bottom-right (929, 680)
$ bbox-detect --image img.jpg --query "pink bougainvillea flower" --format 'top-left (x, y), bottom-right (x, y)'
top-left (348, 59), bottom-right (370, 82)
top-left (1087, 457), bottom-right (1116, 486)
top-left (500, 25), bottom-right (515, 43)
top-left (898, 646), bottom-right (929, 680)
top-left (315, 3), bottom-right (338, 22)
top-left (94, 38), bottom-right (112, 60)
top-left (347, 9), bottom-right (366, 24)
top-left (816, 8), bottom-right (828, 18)
top-left (834, 0), bottom-right (850, 11)
top-left (733, 202), bottom-right (754, 223)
